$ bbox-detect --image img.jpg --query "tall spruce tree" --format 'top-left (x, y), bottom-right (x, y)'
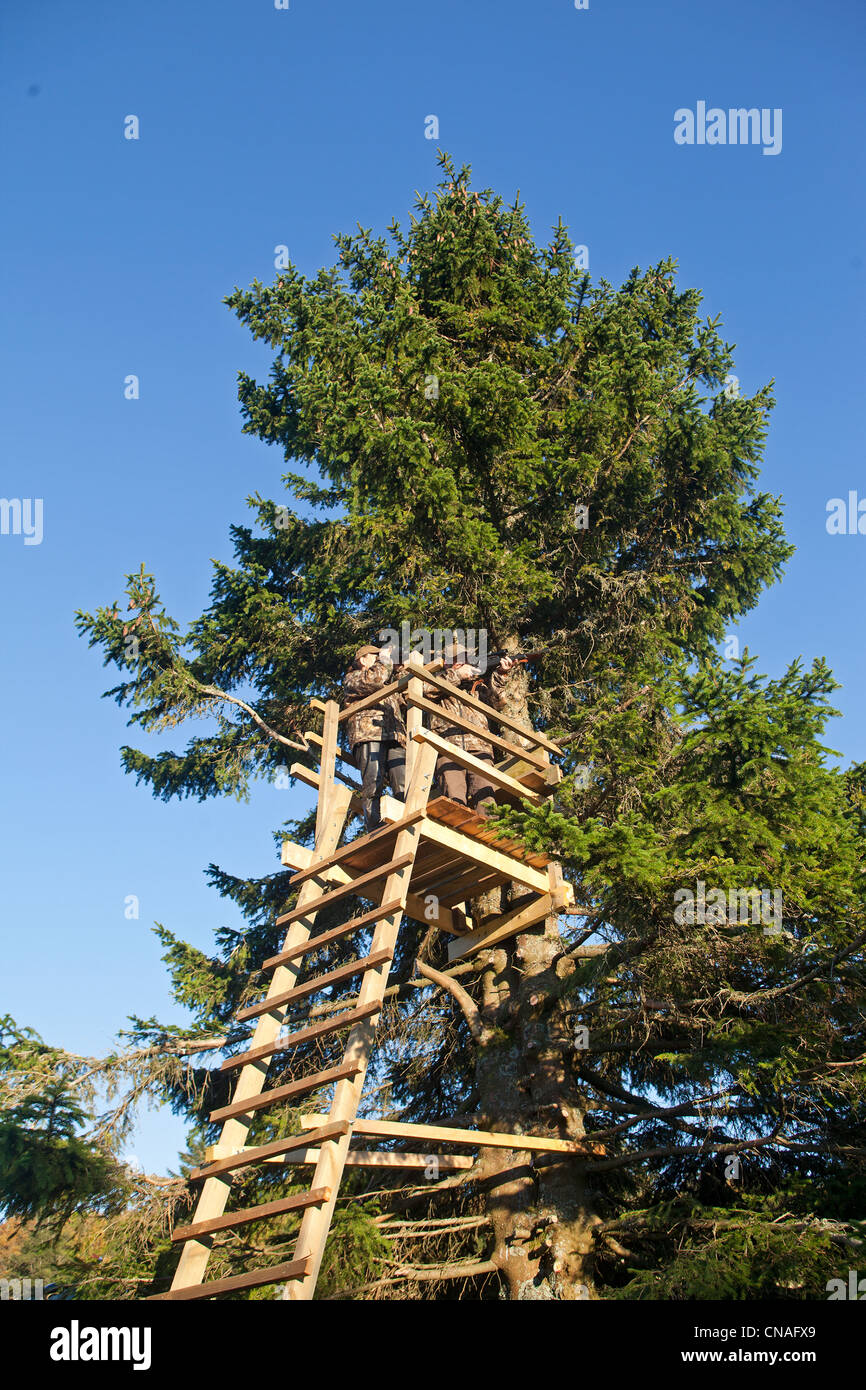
top-left (76, 153), bottom-right (865, 1299)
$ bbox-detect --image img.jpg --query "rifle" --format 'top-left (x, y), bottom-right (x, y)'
top-left (483, 648), bottom-right (547, 673)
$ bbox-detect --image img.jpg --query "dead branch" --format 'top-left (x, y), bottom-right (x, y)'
top-left (414, 959), bottom-right (483, 1040)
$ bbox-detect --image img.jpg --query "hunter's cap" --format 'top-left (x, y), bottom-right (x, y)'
top-left (355, 644), bottom-right (381, 660)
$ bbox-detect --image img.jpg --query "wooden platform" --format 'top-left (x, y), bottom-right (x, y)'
top-left (282, 797), bottom-right (553, 910)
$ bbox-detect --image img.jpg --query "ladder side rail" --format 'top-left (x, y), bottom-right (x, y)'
top-left (403, 650), bottom-right (426, 787)
top-left (314, 699), bottom-right (340, 842)
top-left (283, 739), bottom-right (438, 1300)
top-left (168, 782), bottom-right (354, 1292)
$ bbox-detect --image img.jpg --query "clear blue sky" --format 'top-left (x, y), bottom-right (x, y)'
top-left (1, 0), bottom-right (863, 1173)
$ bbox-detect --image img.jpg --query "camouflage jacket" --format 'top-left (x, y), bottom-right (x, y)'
top-left (425, 665), bottom-right (514, 756)
top-left (342, 660), bottom-right (406, 749)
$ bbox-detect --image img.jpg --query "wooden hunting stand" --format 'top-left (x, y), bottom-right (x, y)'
top-left (153, 655), bottom-right (585, 1302)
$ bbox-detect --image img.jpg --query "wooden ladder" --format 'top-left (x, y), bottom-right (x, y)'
top-left (152, 704), bottom-right (438, 1301)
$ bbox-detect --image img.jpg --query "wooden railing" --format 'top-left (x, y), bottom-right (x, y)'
top-left (326, 653), bottom-right (562, 804)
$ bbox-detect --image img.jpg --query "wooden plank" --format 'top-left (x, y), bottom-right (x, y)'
top-left (151, 1257), bottom-right (311, 1301)
top-left (404, 656), bottom-right (424, 788)
top-left (408, 839), bottom-right (463, 875)
top-left (191, 1122), bottom-right (349, 1182)
top-left (290, 761), bottom-right (364, 813)
top-left (495, 756), bottom-right (562, 793)
top-left (412, 666), bottom-right (563, 756)
top-left (171, 1189), bottom-right (332, 1242)
top-left (407, 855), bottom-right (476, 896)
top-left (432, 800), bottom-right (479, 829)
top-left (275, 854), bottom-right (415, 927)
top-left (289, 761), bottom-right (321, 791)
top-left (280, 839), bottom-right (467, 939)
top-left (438, 811), bottom-right (550, 869)
top-left (403, 892), bottom-right (464, 937)
top-left (411, 849), bottom-right (506, 895)
top-left (220, 1000), bottom-right (384, 1073)
top-left (492, 756), bottom-right (546, 791)
top-left (235, 949), bottom-right (394, 1022)
top-left (418, 816), bottom-right (551, 895)
top-left (335, 656), bottom-right (444, 727)
top-left (423, 799), bottom-right (553, 869)
top-left (281, 840), bottom-right (314, 872)
top-left (466, 823), bottom-right (525, 854)
top-left (422, 797), bottom-right (550, 867)
top-left (205, 1147), bottom-right (474, 1171)
top-left (263, 900), bottom-right (404, 970)
top-left (415, 797), bottom-right (473, 829)
top-left (460, 816), bottom-right (540, 859)
top-left (411, 727), bottom-right (543, 802)
top-left (209, 1063), bottom-right (362, 1123)
top-left (287, 811), bottom-right (425, 886)
top-left (406, 694), bottom-right (548, 770)
top-left (447, 893), bottom-right (556, 962)
top-left (437, 871), bottom-right (511, 908)
top-left (381, 795), bottom-right (550, 868)
top-left (299, 1113), bottom-right (588, 1155)
top-left (271, 869), bottom-right (468, 941)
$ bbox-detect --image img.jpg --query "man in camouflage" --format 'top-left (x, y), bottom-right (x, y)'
top-left (342, 644), bottom-right (406, 832)
top-left (426, 647), bottom-right (517, 810)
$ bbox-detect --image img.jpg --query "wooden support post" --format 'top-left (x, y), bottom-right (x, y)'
top-left (315, 699), bottom-right (340, 842)
top-left (403, 651), bottom-right (425, 788)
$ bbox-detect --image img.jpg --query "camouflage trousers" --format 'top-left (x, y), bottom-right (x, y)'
top-left (354, 741), bottom-right (406, 831)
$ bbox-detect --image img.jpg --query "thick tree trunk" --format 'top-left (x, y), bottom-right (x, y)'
top-left (472, 929), bottom-right (596, 1299)
top-left (469, 653), bottom-right (597, 1299)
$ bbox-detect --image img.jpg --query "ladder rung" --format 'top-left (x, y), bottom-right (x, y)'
top-left (235, 949), bottom-right (393, 1023)
top-left (190, 1121), bottom-right (349, 1181)
top-left (220, 1001), bottom-right (382, 1073)
top-left (263, 899), bottom-right (404, 971)
top-left (171, 1187), bottom-right (332, 1242)
top-left (150, 1256), bottom-right (312, 1301)
top-left (275, 854), bottom-right (414, 927)
top-left (209, 1062), bottom-right (362, 1123)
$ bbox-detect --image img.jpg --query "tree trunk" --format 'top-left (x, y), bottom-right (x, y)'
top-left (470, 925), bottom-right (596, 1299)
top-left (470, 653), bottom-right (597, 1299)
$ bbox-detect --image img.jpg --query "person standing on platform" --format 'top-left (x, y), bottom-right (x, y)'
top-left (427, 647), bottom-right (517, 811)
top-left (341, 644), bottom-right (406, 831)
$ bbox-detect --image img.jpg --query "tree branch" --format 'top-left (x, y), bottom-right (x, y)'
top-left (197, 681), bottom-right (310, 752)
top-left (414, 958), bottom-right (483, 1040)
